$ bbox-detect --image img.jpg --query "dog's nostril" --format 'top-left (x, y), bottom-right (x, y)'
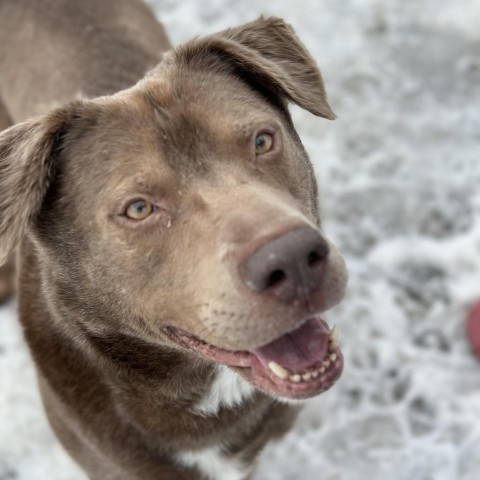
top-left (307, 250), bottom-right (322, 267)
top-left (307, 241), bottom-right (330, 268)
top-left (267, 269), bottom-right (286, 289)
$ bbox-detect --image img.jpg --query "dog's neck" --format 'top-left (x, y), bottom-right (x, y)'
top-left (80, 326), bottom-right (257, 416)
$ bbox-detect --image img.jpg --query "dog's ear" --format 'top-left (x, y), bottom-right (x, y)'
top-left (176, 17), bottom-right (335, 119)
top-left (0, 106), bottom-right (74, 265)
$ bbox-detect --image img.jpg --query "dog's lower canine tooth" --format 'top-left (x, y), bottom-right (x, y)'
top-left (268, 361), bottom-right (289, 379)
top-left (330, 353), bottom-right (337, 362)
top-left (329, 325), bottom-right (340, 349)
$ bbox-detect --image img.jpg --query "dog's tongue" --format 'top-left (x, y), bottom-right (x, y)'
top-left (253, 318), bottom-right (331, 372)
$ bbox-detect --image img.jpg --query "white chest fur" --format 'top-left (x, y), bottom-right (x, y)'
top-left (194, 364), bottom-right (256, 416)
top-left (176, 446), bottom-right (251, 480)
top-left (175, 366), bottom-right (256, 479)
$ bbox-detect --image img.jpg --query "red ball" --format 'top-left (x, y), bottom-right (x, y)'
top-left (467, 301), bottom-right (480, 359)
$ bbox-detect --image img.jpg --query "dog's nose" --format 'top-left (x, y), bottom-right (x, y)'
top-left (239, 227), bottom-right (330, 304)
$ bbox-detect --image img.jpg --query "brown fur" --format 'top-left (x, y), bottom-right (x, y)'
top-left (0, 99), bottom-right (15, 302)
top-left (0, 1), bottom-right (346, 479)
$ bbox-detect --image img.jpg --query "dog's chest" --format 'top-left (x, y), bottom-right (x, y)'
top-left (174, 366), bottom-right (256, 479)
top-left (176, 446), bottom-right (251, 480)
top-left (194, 365), bottom-right (256, 416)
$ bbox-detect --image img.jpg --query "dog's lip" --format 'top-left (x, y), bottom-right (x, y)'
top-left (163, 315), bottom-right (343, 399)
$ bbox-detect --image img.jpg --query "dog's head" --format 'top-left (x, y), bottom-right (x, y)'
top-left (0, 18), bottom-right (347, 399)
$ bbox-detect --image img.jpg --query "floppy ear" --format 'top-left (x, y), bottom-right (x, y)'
top-left (176, 17), bottom-right (335, 119)
top-left (0, 107), bottom-right (73, 265)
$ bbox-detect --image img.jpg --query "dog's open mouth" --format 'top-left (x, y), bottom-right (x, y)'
top-left (164, 315), bottom-right (343, 399)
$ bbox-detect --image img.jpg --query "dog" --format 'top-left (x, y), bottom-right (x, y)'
top-left (0, 0), bottom-right (348, 478)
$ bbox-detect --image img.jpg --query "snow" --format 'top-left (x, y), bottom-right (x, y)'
top-left (1, 0), bottom-right (480, 478)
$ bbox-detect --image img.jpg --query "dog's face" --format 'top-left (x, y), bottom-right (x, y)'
top-left (0, 18), bottom-right (347, 400)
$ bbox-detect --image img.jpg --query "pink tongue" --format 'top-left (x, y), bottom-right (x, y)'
top-left (253, 318), bottom-right (331, 372)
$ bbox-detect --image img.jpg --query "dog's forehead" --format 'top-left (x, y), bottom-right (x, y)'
top-left (97, 74), bottom-right (281, 169)
top-left (141, 68), bottom-right (283, 138)
top-left (63, 70), bottom-right (291, 203)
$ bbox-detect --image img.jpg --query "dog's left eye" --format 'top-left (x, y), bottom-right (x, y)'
top-left (255, 133), bottom-right (274, 155)
top-left (125, 200), bottom-right (154, 221)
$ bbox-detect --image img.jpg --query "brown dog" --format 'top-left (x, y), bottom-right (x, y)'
top-left (0, 1), bottom-right (347, 478)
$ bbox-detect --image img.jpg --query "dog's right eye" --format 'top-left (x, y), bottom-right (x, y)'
top-left (125, 200), bottom-right (154, 221)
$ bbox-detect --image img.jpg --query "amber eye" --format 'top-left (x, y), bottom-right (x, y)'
top-left (125, 200), bottom-right (154, 221)
top-left (255, 132), bottom-right (274, 155)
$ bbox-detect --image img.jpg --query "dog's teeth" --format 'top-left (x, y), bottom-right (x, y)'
top-left (269, 355), bottom-right (338, 383)
top-left (329, 325), bottom-right (340, 349)
top-left (268, 361), bottom-right (289, 379)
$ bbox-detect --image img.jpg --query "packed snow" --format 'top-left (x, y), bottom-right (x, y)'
top-left (1, 0), bottom-right (480, 479)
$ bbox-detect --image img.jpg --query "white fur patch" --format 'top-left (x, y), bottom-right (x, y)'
top-left (194, 365), bottom-right (256, 416)
top-left (176, 446), bottom-right (250, 480)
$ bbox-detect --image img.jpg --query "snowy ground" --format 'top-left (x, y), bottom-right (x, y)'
top-left (1, 0), bottom-right (480, 479)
